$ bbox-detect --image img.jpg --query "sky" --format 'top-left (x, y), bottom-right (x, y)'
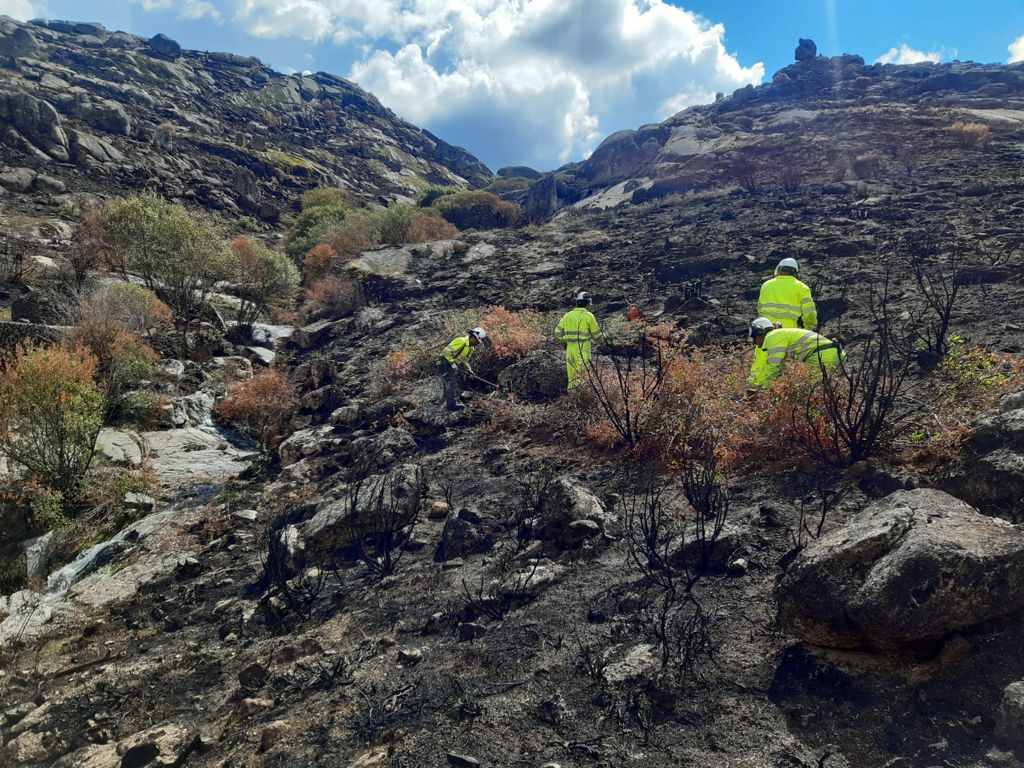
top-left (2, 1), bottom-right (1024, 172)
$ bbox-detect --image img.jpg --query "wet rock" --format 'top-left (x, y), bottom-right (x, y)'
top-left (778, 489), bottom-right (1024, 649)
top-left (995, 681), bottom-right (1024, 748)
top-left (148, 33), bottom-right (182, 58)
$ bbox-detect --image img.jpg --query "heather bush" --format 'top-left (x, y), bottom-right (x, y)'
top-left (228, 237), bottom-right (300, 329)
top-left (78, 283), bottom-right (172, 338)
top-left (300, 276), bottom-right (365, 322)
top-left (214, 368), bottom-right (297, 449)
top-left (303, 244), bottom-right (335, 285)
top-left (431, 191), bottom-right (522, 229)
top-left (72, 320), bottom-right (158, 422)
top-left (0, 345), bottom-right (105, 506)
top-left (418, 185), bottom-right (457, 207)
top-left (950, 121), bottom-right (991, 149)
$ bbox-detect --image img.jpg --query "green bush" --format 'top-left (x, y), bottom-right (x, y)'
top-left (229, 237), bottom-right (301, 328)
top-left (285, 203), bottom-right (348, 261)
top-left (432, 191), bottom-right (523, 230)
top-left (301, 187), bottom-right (349, 211)
top-left (418, 185), bottom-right (458, 208)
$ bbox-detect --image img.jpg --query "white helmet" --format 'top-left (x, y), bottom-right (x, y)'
top-left (776, 257), bottom-right (799, 275)
top-left (468, 327), bottom-right (492, 348)
top-left (749, 317), bottom-right (777, 338)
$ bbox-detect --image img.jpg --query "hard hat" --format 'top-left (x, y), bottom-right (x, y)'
top-left (777, 257), bottom-right (799, 273)
top-left (469, 327), bottom-right (493, 348)
top-left (749, 317), bottom-right (777, 338)
top-left (576, 291), bottom-right (592, 303)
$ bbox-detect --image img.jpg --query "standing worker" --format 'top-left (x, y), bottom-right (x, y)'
top-left (437, 327), bottom-right (491, 411)
top-left (555, 291), bottom-right (603, 390)
top-left (746, 317), bottom-right (843, 394)
top-left (758, 257), bottom-right (818, 329)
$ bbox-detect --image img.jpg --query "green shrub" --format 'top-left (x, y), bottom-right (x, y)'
top-left (229, 237), bottom-right (301, 328)
top-left (418, 186), bottom-right (458, 208)
top-left (432, 191), bottom-right (523, 229)
top-left (285, 203), bottom-right (349, 261)
top-left (0, 345), bottom-right (105, 505)
top-left (301, 187), bottom-right (349, 210)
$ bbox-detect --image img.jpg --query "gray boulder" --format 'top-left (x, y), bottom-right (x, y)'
top-left (348, 427), bottom-right (418, 474)
top-left (83, 98), bottom-right (131, 135)
top-left (435, 513), bottom-right (490, 561)
top-left (301, 464), bottom-right (424, 553)
top-left (498, 349), bottom-right (565, 400)
top-left (0, 27), bottom-right (37, 58)
top-left (0, 88), bottom-right (69, 160)
top-left (537, 477), bottom-right (616, 547)
top-left (0, 167), bottom-right (35, 193)
top-left (996, 681), bottom-right (1024, 748)
top-left (777, 489), bottom-right (1024, 649)
top-left (148, 33), bottom-right (182, 58)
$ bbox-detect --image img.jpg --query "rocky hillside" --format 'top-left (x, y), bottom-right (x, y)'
top-left (4, 33), bottom-right (1024, 768)
top-left (0, 15), bottom-right (491, 225)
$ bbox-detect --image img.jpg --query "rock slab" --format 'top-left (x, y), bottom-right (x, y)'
top-left (777, 488), bottom-right (1024, 649)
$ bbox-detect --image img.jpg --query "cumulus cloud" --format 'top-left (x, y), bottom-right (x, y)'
top-left (235, 0), bottom-right (763, 169)
top-left (1010, 35), bottom-right (1024, 63)
top-left (179, 0), bottom-right (223, 22)
top-left (876, 44), bottom-right (942, 65)
top-left (0, 0), bottom-right (38, 21)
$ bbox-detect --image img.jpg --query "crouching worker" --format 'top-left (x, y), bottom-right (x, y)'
top-left (437, 327), bottom-right (491, 411)
top-left (746, 317), bottom-right (844, 395)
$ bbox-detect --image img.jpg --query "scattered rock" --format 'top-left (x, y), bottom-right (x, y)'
top-left (0, 167), bottom-right (36, 193)
top-left (564, 518), bottom-right (601, 546)
top-left (728, 557), bottom-right (749, 576)
top-left (240, 697), bottom-right (275, 716)
top-left (398, 648), bottom-right (423, 665)
top-left (118, 723), bottom-right (198, 768)
top-left (497, 349), bottom-right (566, 400)
top-left (4, 730), bottom-right (50, 764)
top-left (428, 500), bottom-right (450, 519)
top-left (436, 515), bottom-right (491, 561)
top-left (778, 489), bottom-right (1024, 649)
top-left (603, 643), bottom-right (659, 684)
top-left (447, 754), bottom-right (481, 768)
top-left (537, 477), bottom-right (616, 548)
top-left (259, 720), bottom-right (291, 752)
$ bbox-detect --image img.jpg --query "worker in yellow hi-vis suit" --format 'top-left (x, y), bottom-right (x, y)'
top-left (554, 291), bottom-right (603, 390)
top-left (758, 257), bottom-right (817, 329)
top-left (746, 317), bottom-right (844, 394)
top-left (436, 327), bottom-right (491, 410)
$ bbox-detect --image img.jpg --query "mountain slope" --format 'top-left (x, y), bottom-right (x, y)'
top-left (0, 16), bottom-right (491, 222)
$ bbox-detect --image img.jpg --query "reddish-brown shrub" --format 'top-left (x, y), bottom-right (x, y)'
top-left (405, 210), bottom-right (458, 242)
top-left (78, 283), bottom-right (173, 337)
top-left (214, 368), bottom-right (297, 449)
top-left (441, 305), bottom-right (548, 364)
top-left (72, 319), bottom-right (158, 421)
top-left (300, 275), bottom-right (365, 322)
top-left (950, 121), bottom-right (992, 149)
top-left (303, 243), bottom-right (335, 285)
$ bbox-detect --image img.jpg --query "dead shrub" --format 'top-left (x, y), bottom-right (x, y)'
top-left (439, 305), bottom-right (550, 378)
top-left (950, 121), bottom-right (992, 149)
top-left (300, 276), bottom-right (365, 322)
top-left (303, 244), bottom-right (335, 285)
top-left (851, 153), bottom-right (882, 180)
top-left (405, 210), bottom-right (458, 242)
top-left (214, 368), bottom-right (297, 449)
top-left (77, 283), bottom-right (173, 338)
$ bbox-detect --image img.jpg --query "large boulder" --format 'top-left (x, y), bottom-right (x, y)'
top-left (945, 392), bottom-right (1024, 520)
top-left (0, 87), bottom-right (70, 160)
top-left (996, 681), bottom-right (1024, 749)
top-left (497, 349), bottom-right (566, 401)
top-left (536, 477), bottom-right (616, 547)
top-left (795, 38), bottom-right (817, 62)
top-left (300, 464), bottom-right (424, 554)
top-left (777, 489), bottom-right (1024, 649)
top-left (0, 27), bottom-right (38, 58)
top-left (148, 33), bottom-right (182, 58)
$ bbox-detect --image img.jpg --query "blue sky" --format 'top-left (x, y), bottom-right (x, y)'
top-left (4, 1), bottom-right (1024, 172)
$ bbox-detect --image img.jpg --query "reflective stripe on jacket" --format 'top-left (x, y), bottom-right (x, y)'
top-left (554, 308), bottom-right (602, 346)
top-left (441, 335), bottom-right (474, 370)
top-left (757, 275), bottom-right (817, 329)
top-left (748, 328), bottom-right (836, 390)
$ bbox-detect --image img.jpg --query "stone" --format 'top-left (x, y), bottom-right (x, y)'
top-left (240, 698), bottom-right (275, 716)
top-left (95, 429), bottom-right (145, 467)
top-left (4, 731), bottom-right (50, 764)
top-left (459, 622), bottom-right (487, 642)
top-left (0, 27), bottom-right (37, 58)
top-left (35, 174), bottom-right (66, 194)
top-left (995, 681), bottom-right (1024, 748)
top-left (259, 720), bottom-right (291, 752)
top-left (948, 400), bottom-right (1024, 519)
top-left (347, 427), bottom-right (418, 473)
top-left (118, 723), bottom-right (198, 768)
top-left (0, 167), bottom-right (35, 192)
top-left (84, 98), bottom-right (131, 136)
top-left (537, 477), bottom-right (616, 547)
top-left (728, 557), bottom-right (749, 576)
top-left (777, 489), bottom-right (1024, 649)
top-left (148, 33), bottom-right (182, 58)
top-left (603, 643), bottom-right (659, 684)
top-left (124, 492), bottom-right (155, 512)
top-left (300, 464), bottom-right (424, 554)
top-left (497, 348), bottom-right (565, 400)
top-left (795, 38), bottom-right (818, 62)
top-left (670, 523), bottom-right (747, 570)
top-left (348, 748), bottom-right (390, 767)
top-left (428, 501), bottom-right (450, 519)
top-left (564, 519), bottom-right (601, 546)
top-left (447, 754), bottom-right (481, 768)
top-left (278, 425), bottom-right (337, 466)
top-left (0, 88), bottom-right (70, 161)
top-left (435, 516), bottom-right (490, 561)
top-left (51, 744), bottom-right (119, 767)
top-left (397, 648), bottom-right (422, 665)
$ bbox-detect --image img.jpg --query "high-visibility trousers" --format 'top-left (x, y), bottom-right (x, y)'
top-left (566, 341), bottom-right (592, 390)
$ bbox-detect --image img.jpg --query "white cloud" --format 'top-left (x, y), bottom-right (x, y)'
top-left (876, 43), bottom-right (942, 65)
top-left (179, 0), bottom-right (223, 22)
top-left (1010, 35), bottom-right (1024, 63)
top-left (0, 0), bottom-right (37, 21)
top-left (235, 1), bottom-right (763, 169)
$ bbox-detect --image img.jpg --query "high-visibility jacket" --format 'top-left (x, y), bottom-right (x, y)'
top-left (554, 307), bottom-right (602, 389)
top-left (747, 328), bottom-right (842, 391)
top-left (441, 335), bottom-right (474, 372)
top-left (757, 274), bottom-right (817, 329)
